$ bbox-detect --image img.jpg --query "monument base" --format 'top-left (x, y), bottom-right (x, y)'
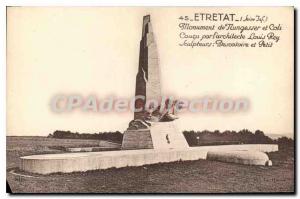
top-left (122, 121), bottom-right (189, 150)
top-left (122, 129), bottom-right (153, 150)
top-left (20, 144), bottom-right (278, 174)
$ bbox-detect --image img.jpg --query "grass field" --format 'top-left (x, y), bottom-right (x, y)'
top-left (6, 136), bottom-right (294, 193)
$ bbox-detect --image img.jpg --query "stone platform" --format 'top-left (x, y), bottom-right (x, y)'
top-left (20, 144), bottom-right (278, 174)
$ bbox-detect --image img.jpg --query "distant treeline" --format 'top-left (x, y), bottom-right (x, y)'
top-left (183, 129), bottom-right (294, 149)
top-left (48, 130), bottom-right (123, 143)
top-left (48, 129), bottom-right (294, 148)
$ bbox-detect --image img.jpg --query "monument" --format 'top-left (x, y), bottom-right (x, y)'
top-left (19, 15), bottom-right (278, 175)
top-left (121, 15), bottom-right (189, 150)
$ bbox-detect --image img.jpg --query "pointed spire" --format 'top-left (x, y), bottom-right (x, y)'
top-left (142, 15), bottom-right (151, 37)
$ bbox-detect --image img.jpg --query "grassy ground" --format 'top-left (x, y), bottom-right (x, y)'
top-left (7, 136), bottom-right (294, 193)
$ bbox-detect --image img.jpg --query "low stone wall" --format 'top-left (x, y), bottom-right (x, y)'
top-left (20, 144), bottom-right (278, 174)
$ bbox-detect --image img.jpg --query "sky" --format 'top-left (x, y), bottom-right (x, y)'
top-left (7, 7), bottom-right (294, 137)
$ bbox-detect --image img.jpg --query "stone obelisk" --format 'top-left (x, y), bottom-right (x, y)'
top-left (121, 15), bottom-right (189, 150)
top-left (134, 15), bottom-right (161, 120)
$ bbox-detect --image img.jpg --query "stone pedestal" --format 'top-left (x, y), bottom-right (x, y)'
top-left (121, 129), bottom-right (153, 150)
top-left (122, 121), bottom-right (189, 150)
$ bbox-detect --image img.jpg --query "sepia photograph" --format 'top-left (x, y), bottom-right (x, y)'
top-left (5, 6), bottom-right (295, 194)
